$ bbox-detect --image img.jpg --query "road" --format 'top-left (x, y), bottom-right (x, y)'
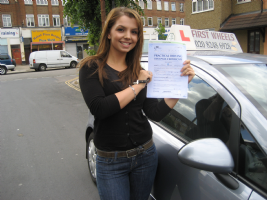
top-left (0, 69), bottom-right (100, 200)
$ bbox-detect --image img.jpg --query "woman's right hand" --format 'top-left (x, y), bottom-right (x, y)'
top-left (138, 70), bottom-right (153, 87)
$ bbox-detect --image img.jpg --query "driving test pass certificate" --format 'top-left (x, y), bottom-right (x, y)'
top-left (147, 40), bottom-right (188, 99)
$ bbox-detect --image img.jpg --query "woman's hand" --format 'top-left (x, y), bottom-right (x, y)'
top-left (181, 60), bottom-right (195, 83)
top-left (137, 70), bottom-right (153, 88)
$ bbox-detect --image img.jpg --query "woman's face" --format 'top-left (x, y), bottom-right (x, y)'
top-left (108, 15), bottom-right (138, 55)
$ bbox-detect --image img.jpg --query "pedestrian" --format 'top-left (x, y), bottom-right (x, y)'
top-left (79, 7), bottom-right (195, 200)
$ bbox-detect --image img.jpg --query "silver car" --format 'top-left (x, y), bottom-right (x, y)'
top-left (85, 51), bottom-right (267, 200)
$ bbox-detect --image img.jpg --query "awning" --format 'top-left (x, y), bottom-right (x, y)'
top-left (220, 11), bottom-right (267, 31)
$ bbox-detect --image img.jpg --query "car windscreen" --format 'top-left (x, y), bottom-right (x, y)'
top-left (214, 63), bottom-right (267, 119)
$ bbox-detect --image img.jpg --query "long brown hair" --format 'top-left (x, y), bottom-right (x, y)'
top-left (79, 7), bottom-right (144, 88)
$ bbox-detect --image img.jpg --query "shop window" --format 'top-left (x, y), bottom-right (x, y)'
top-left (157, 0), bottom-right (162, 10)
top-left (2, 14), bottom-right (12, 27)
top-left (0, 0), bottom-right (9, 4)
top-left (171, 2), bottom-right (176, 11)
top-left (139, 0), bottom-right (144, 9)
top-left (141, 17), bottom-right (145, 26)
top-left (36, 0), bottom-right (48, 5)
top-left (24, 0), bottom-right (32, 4)
top-left (53, 15), bottom-right (60, 27)
top-left (180, 3), bottom-right (184, 12)
top-left (51, 0), bottom-right (58, 5)
top-left (172, 18), bottom-right (176, 25)
top-left (148, 17), bottom-right (153, 26)
top-left (157, 17), bottom-right (162, 25)
top-left (192, 0), bottom-right (214, 13)
top-left (180, 18), bottom-right (184, 25)
top-left (248, 30), bottom-right (260, 54)
top-left (38, 14), bottom-right (49, 27)
top-left (26, 14), bottom-right (35, 27)
top-left (164, 2), bottom-right (169, 11)
top-left (165, 18), bottom-right (169, 27)
top-left (147, 0), bottom-right (152, 9)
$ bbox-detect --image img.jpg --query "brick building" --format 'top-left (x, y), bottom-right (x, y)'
top-left (184, 0), bottom-right (267, 55)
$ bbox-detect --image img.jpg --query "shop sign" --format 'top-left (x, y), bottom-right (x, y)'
top-left (32, 30), bottom-right (61, 42)
top-left (0, 28), bottom-right (19, 38)
top-left (65, 27), bottom-right (88, 36)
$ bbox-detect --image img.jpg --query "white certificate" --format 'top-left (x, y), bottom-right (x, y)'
top-left (147, 41), bottom-right (188, 99)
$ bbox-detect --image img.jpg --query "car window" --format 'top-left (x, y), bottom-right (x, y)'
top-left (159, 75), bottom-right (233, 145)
top-left (0, 55), bottom-right (9, 60)
top-left (239, 124), bottom-right (267, 192)
top-left (60, 51), bottom-right (70, 57)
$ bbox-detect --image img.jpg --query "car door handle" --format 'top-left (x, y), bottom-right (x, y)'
top-left (57, 59), bottom-right (63, 60)
top-left (214, 173), bottom-right (239, 190)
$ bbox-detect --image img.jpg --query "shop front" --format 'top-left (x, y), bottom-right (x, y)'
top-left (0, 28), bottom-right (23, 65)
top-left (64, 27), bottom-right (88, 59)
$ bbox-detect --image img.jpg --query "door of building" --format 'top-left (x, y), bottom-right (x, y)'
top-left (11, 48), bottom-right (22, 65)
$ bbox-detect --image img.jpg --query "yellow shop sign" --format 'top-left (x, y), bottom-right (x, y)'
top-left (32, 30), bottom-right (61, 42)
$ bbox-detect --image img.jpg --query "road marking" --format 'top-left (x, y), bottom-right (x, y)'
top-left (56, 75), bottom-right (66, 77)
top-left (65, 77), bottom-right (80, 92)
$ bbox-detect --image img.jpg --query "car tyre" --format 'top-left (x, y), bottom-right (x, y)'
top-left (39, 64), bottom-right (46, 71)
top-left (70, 61), bottom-right (77, 68)
top-left (0, 66), bottom-right (7, 75)
top-left (87, 133), bottom-right (97, 184)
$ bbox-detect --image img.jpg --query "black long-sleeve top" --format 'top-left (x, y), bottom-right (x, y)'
top-left (79, 62), bottom-right (172, 151)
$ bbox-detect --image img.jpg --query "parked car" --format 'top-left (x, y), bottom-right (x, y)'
top-left (84, 51), bottom-right (267, 200)
top-left (0, 54), bottom-right (16, 75)
top-left (29, 50), bottom-right (79, 71)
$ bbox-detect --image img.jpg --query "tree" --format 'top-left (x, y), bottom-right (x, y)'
top-left (155, 23), bottom-right (167, 40)
top-left (63, 0), bottom-right (147, 55)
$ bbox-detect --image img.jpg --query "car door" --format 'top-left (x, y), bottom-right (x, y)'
top-left (151, 66), bottom-right (256, 200)
top-left (60, 51), bottom-right (72, 67)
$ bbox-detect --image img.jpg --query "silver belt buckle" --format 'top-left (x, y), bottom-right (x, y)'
top-left (126, 149), bottom-right (136, 158)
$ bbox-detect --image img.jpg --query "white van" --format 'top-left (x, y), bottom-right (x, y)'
top-left (29, 50), bottom-right (79, 71)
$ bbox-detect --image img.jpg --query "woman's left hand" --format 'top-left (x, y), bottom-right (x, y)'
top-left (181, 60), bottom-right (195, 83)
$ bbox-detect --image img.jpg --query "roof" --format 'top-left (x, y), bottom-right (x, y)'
top-left (220, 10), bottom-right (267, 31)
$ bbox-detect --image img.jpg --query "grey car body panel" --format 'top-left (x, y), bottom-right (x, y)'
top-left (150, 121), bottom-right (252, 200)
top-left (31, 63), bottom-right (40, 69)
top-left (178, 138), bottom-right (234, 173)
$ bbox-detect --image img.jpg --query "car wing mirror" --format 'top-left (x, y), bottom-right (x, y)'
top-left (178, 138), bottom-right (234, 173)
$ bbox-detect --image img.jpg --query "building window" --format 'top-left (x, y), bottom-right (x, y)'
top-left (147, 0), bottom-right (152, 9)
top-left (148, 17), bottom-right (153, 26)
top-left (157, 17), bottom-right (162, 25)
top-left (157, 0), bottom-right (162, 10)
top-left (64, 16), bottom-right (71, 26)
top-left (38, 14), bottom-right (49, 27)
top-left (180, 3), bottom-right (184, 12)
top-left (0, 0), bottom-right (9, 4)
top-left (237, 0), bottom-right (251, 3)
top-left (36, 0), bottom-right (48, 5)
top-left (53, 15), bottom-right (60, 26)
top-left (165, 18), bottom-right (169, 27)
top-left (164, 2), bottom-right (169, 11)
top-left (171, 2), bottom-right (176, 11)
top-left (24, 0), bottom-right (33, 4)
top-left (2, 14), bottom-right (12, 27)
top-left (26, 14), bottom-right (35, 27)
top-left (51, 0), bottom-right (59, 5)
top-left (172, 18), bottom-right (176, 25)
top-left (139, 0), bottom-right (144, 9)
top-left (141, 17), bottom-right (145, 26)
top-left (192, 0), bottom-right (214, 13)
top-left (180, 18), bottom-right (184, 25)
top-left (248, 30), bottom-right (260, 54)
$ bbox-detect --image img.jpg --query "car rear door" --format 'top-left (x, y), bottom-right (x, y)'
top-left (46, 51), bottom-right (60, 68)
top-left (151, 66), bottom-right (255, 200)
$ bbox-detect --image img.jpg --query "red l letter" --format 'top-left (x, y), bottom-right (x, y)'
top-left (180, 30), bottom-right (190, 41)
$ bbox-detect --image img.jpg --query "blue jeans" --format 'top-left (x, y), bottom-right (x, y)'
top-left (96, 143), bottom-right (158, 200)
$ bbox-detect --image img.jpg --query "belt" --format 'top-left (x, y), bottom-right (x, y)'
top-left (96, 139), bottom-right (153, 158)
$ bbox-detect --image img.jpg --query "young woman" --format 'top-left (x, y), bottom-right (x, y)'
top-left (79, 7), bottom-right (195, 200)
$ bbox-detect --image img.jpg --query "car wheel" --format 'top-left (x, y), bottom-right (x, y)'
top-left (39, 64), bottom-right (46, 71)
top-left (70, 61), bottom-right (77, 68)
top-left (0, 66), bottom-right (7, 75)
top-left (88, 133), bottom-right (97, 184)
